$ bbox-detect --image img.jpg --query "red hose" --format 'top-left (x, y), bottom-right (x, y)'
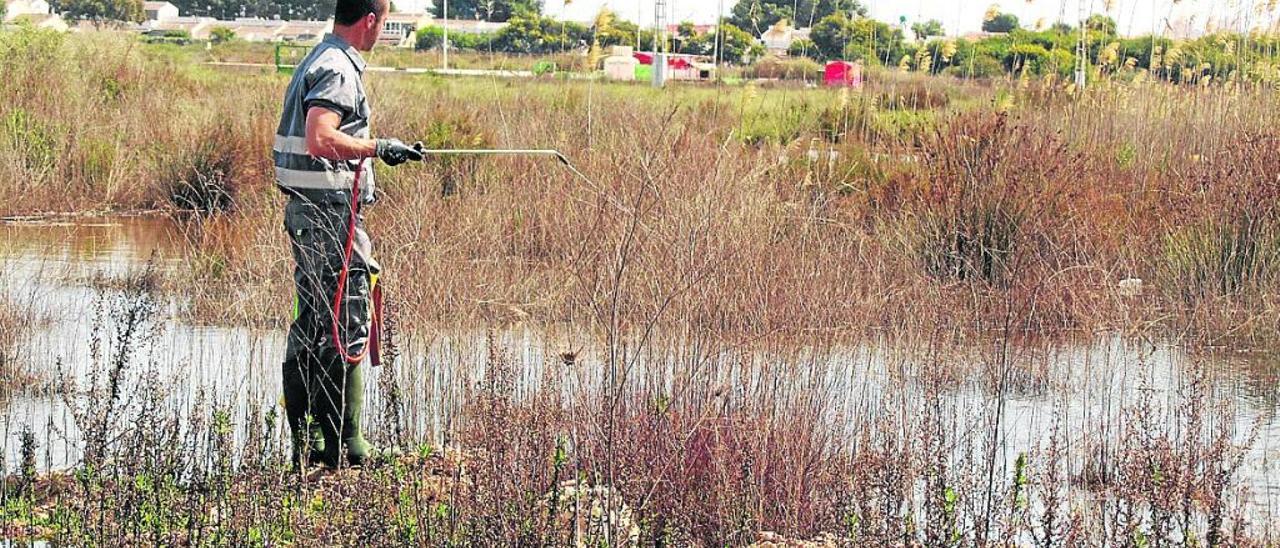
top-left (331, 159), bottom-right (371, 365)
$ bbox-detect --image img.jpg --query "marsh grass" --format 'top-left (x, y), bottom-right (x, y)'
top-left (740, 56), bottom-right (823, 81)
top-left (137, 72), bottom-right (1280, 345)
top-left (0, 295), bottom-right (31, 393)
top-left (190, 37), bottom-right (586, 74)
top-left (2, 28), bottom-right (1280, 546)
top-left (0, 28), bottom-right (274, 214)
top-left (2, 291), bottom-right (1269, 545)
top-left (1161, 216), bottom-right (1280, 303)
top-left (0, 266), bottom-right (49, 397)
top-left (0, 232), bottom-right (1273, 545)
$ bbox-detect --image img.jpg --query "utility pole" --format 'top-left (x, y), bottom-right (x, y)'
top-left (654, 0), bottom-right (666, 53)
top-left (713, 0), bottom-right (724, 71)
top-left (653, 0), bottom-right (667, 87)
top-left (443, 0), bottom-right (450, 71)
top-left (1074, 1), bottom-right (1087, 89)
top-left (636, 0), bottom-right (642, 49)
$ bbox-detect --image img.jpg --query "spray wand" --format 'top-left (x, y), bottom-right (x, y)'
top-left (414, 148), bottom-right (596, 187)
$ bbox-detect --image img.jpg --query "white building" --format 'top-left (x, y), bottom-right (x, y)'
top-left (760, 20), bottom-right (810, 55)
top-left (276, 19), bottom-right (331, 43)
top-left (603, 45), bottom-right (639, 81)
top-left (145, 16), bottom-right (216, 39)
top-left (3, 0), bottom-right (51, 22)
top-left (10, 12), bottom-right (65, 30)
top-left (139, 14), bottom-right (333, 43)
top-left (433, 18), bottom-right (506, 34)
top-left (221, 17), bottom-right (286, 41)
top-left (380, 11), bottom-right (429, 47)
top-left (142, 1), bottom-right (178, 22)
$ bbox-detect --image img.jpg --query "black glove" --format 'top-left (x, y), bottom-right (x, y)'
top-left (375, 139), bottom-right (424, 167)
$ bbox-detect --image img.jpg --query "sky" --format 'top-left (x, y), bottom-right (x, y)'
top-left (413, 1), bottom-right (1278, 38)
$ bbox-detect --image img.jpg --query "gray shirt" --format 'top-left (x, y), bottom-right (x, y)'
top-left (273, 33), bottom-right (375, 203)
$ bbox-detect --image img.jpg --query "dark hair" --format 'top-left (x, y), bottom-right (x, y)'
top-left (334, 0), bottom-right (382, 26)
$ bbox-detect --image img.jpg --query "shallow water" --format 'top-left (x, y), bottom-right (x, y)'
top-left (1, 215), bottom-right (1277, 525)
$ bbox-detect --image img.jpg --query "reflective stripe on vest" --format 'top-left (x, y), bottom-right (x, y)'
top-left (273, 134), bottom-right (372, 191)
top-left (275, 166), bottom-right (360, 190)
top-left (274, 135), bottom-right (309, 155)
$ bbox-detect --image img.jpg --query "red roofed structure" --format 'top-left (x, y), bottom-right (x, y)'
top-left (824, 61), bottom-right (863, 88)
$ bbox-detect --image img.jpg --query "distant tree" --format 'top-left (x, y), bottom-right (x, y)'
top-left (593, 15), bottom-right (642, 48)
top-left (982, 12), bottom-right (1019, 33)
top-left (1086, 14), bottom-right (1117, 36)
top-left (729, 0), bottom-right (789, 34)
top-left (52, 0), bottom-right (143, 25)
top-left (801, 0), bottom-right (868, 24)
top-left (431, 0), bottom-right (541, 23)
top-left (489, 13), bottom-right (587, 53)
top-left (676, 21), bottom-right (697, 39)
top-left (1004, 42), bottom-right (1051, 73)
top-left (1050, 21), bottom-right (1074, 34)
top-left (787, 37), bottom-right (817, 58)
top-left (677, 33), bottom-right (704, 55)
top-left (210, 26), bottom-right (236, 43)
top-left (729, 0), bottom-right (866, 35)
top-left (676, 27), bottom-right (711, 55)
top-left (449, 31), bottom-right (492, 49)
top-left (415, 25), bottom-right (444, 50)
top-left (810, 12), bottom-right (904, 63)
top-left (810, 13), bottom-right (846, 59)
top-left (165, 0), bottom-right (541, 23)
top-left (717, 23), bottom-right (765, 64)
top-left (911, 19), bottom-right (944, 41)
top-left (672, 20), bottom-right (698, 53)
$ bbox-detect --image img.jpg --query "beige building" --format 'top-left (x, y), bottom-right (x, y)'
top-left (9, 12), bottom-right (66, 30)
top-left (380, 11), bottom-right (429, 47)
top-left (146, 16), bottom-right (216, 39)
top-left (220, 18), bottom-right (286, 41)
top-left (276, 19), bottom-right (331, 43)
top-left (3, 0), bottom-right (50, 22)
top-left (603, 45), bottom-right (639, 81)
top-left (139, 15), bottom-right (330, 43)
top-left (434, 18), bottom-right (506, 34)
top-left (142, 1), bottom-right (178, 22)
top-left (760, 20), bottom-right (810, 55)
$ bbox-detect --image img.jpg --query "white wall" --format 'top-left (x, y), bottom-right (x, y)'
top-left (4, 0), bottom-right (52, 22)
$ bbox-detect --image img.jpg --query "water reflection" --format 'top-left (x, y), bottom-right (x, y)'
top-left (1, 215), bottom-right (183, 266)
top-left (1, 215), bottom-right (1278, 526)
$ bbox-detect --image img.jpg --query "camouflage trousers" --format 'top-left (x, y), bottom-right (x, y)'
top-left (281, 197), bottom-right (375, 467)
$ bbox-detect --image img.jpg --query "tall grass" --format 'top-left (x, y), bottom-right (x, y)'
top-left (195, 38), bottom-right (587, 73)
top-left (5, 27), bottom-right (1279, 342)
top-left (1162, 217), bottom-right (1280, 303)
top-left (1, 279), bottom-right (1269, 544)
top-left (0, 252), bottom-right (42, 397)
top-left (0, 295), bottom-right (27, 394)
top-left (0, 28), bottom-right (273, 214)
top-left (1, 29), bottom-right (1279, 545)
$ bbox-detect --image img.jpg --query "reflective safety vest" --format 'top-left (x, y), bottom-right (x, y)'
top-left (273, 33), bottom-right (374, 202)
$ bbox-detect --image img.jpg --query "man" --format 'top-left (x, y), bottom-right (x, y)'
top-left (273, 0), bottom-right (423, 468)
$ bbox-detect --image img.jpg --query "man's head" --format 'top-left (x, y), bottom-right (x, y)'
top-left (333, 0), bottom-right (389, 51)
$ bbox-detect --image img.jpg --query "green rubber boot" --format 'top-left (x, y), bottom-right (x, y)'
top-left (313, 357), bottom-right (375, 468)
top-left (341, 360), bottom-right (374, 466)
top-left (283, 356), bottom-right (327, 469)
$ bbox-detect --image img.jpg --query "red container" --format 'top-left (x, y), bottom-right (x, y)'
top-left (824, 61), bottom-right (863, 88)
